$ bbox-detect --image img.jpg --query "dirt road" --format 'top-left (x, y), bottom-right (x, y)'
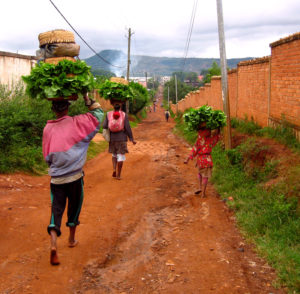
top-left (0, 99), bottom-right (284, 293)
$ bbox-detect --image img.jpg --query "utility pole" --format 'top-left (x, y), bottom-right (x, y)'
top-left (126, 28), bottom-right (133, 114)
top-left (145, 72), bottom-right (148, 89)
top-left (168, 86), bottom-right (170, 109)
top-left (216, 0), bottom-right (232, 149)
top-left (175, 74), bottom-right (178, 114)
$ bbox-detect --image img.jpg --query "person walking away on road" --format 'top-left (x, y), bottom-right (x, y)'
top-left (42, 94), bottom-right (104, 265)
top-left (165, 109), bottom-right (170, 122)
top-left (102, 101), bottom-right (136, 180)
top-left (184, 125), bottom-right (220, 198)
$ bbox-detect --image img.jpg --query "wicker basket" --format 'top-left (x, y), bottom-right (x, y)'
top-left (47, 94), bottom-right (78, 101)
top-left (38, 29), bottom-right (75, 47)
top-left (110, 77), bottom-right (129, 85)
top-left (44, 56), bottom-right (76, 65)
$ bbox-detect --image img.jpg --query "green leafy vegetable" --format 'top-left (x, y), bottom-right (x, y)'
top-left (183, 105), bottom-right (226, 131)
top-left (22, 60), bottom-right (94, 99)
top-left (98, 80), bottom-right (133, 102)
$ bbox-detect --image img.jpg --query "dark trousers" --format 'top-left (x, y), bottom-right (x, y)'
top-left (48, 178), bottom-right (84, 236)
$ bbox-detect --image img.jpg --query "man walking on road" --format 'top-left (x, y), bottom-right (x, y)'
top-left (165, 109), bottom-right (170, 122)
top-left (42, 94), bottom-right (104, 265)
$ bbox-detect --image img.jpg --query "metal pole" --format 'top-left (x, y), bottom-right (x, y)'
top-left (126, 28), bottom-right (132, 114)
top-left (175, 74), bottom-right (178, 114)
top-left (216, 0), bottom-right (232, 149)
top-left (168, 86), bottom-right (170, 108)
top-left (145, 72), bottom-right (148, 89)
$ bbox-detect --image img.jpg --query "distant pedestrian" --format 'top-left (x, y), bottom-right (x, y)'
top-left (102, 101), bottom-right (136, 180)
top-left (165, 110), bottom-right (170, 122)
top-left (43, 94), bottom-right (104, 265)
top-left (184, 125), bottom-right (220, 198)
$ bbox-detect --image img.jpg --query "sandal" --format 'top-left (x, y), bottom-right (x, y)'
top-left (112, 171), bottom-right (116, 177)
top-left (194, 190), bottom-right (202, 195)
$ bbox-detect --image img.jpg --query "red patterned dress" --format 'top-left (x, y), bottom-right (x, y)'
top-left (189, 130), bottom-right (220, 169)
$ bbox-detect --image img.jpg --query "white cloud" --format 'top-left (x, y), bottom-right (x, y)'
top-left (1, 0), bottom-right (300, 60)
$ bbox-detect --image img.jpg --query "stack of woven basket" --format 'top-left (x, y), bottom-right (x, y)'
top-left (110, 77), bottom-right (129, 85)
top-left (36, 29), bottom-right (80, 65)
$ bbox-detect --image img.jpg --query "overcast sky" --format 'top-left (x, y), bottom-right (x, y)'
top-left (1, 0), bottom-right (300, 64)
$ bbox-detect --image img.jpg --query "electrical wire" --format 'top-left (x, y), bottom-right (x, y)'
top-left (182, 0), bottom-right (198, 71)
top-left (49, 0), bottom-right (125, 68)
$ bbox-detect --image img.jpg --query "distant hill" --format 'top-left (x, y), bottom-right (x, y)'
top-left (84, 49), bottom-right (253, 76)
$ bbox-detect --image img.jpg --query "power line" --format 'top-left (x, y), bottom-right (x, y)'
top-left (49, 0), bottom-right (125, 69)
top-left (182, 0), bottom-right (198, 71)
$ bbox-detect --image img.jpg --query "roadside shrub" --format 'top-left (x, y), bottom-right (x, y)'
top-left (129, 81), bottom-right (149, 115)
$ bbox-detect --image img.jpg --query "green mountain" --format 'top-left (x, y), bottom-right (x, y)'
top-left (84, 49), bottom-right (252, 76)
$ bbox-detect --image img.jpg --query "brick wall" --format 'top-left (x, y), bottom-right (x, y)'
top-left (174, 32), bottom-right (300, 134)
top-left (236, 57), bottom-right (270, 126)
top-left (270, 33), bottom-right (300, 126)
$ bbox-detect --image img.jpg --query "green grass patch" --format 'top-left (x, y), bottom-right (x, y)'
top-left (231, 117), bottom-right (300, 153)
top-left (211, 144), bottom-right (300, 293)
top-left (87, 141), bottom-right (108, 161)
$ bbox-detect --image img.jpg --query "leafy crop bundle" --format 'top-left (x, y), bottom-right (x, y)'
top-left (22, 59), bottom-right (94, 100)
top-left (183, 105), bottom-right (226, 131)
top-left (98, 80), bottom-right (133, 102)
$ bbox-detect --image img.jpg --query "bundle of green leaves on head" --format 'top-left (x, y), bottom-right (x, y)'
top-left (98, 80), bottom-right (133, 102)
top-left (183, 105), bottom-right (226, 131)
top-left (22, 59), bottom-right (94, 100)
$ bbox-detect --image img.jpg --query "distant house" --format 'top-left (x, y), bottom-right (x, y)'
top-left (0, 51), bottom-right (37, 88)
top-left (161, 76), bottom-right (171, 84)
top-left (129, 76), bottom-right (147, 88)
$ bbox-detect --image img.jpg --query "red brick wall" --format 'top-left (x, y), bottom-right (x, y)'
top-left (270, 37), bottom-right (300, 126)
top-left (175, 32), bottom-right (300, 133)
top-left (236, 58), bottom-right (270, 126)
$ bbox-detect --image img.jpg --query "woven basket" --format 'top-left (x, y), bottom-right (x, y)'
top-left (38, 29), bottom-right (75, 47)
top-left (44, 56), bottom-right (76, 65)
top-left (110, 77), bottom-right (129, 85)
top-left (47, 94), bottom-right (78, 101)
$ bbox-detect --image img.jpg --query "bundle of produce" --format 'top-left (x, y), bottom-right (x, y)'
top-left (183, 105), bottom-right (226, 131)
top-left (22, 59), bottom-right (94, 100)
top-left (98, 79), bottom-right (133, 103)
top-left (36, 29), bottom-right (80, 60)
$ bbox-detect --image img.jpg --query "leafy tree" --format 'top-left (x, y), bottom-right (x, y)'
top-left (171, 71), bottom-right (199, 83)
top-left (146, 78), bottom-right (159, 90)
top-left (203, 61), bottom-right (221, 84)
top-left (163, 77), bottom-right (196, 103)
top-left (129, 82), bottom-right (150, 114)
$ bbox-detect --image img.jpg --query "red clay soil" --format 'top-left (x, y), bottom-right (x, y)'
top-left (0, 99), bottom-right (286, 293)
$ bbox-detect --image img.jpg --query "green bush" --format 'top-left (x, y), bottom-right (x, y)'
top-left (0, 93), bottom-right (53, 173)
top-left (129, 81), bottom-right (149, 115)
top-left (0, 85), bottom-right (103, 173)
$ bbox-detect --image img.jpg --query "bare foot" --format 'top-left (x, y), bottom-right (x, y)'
top-left (201, 193), bottom-right (207, 198)
top-left (68, 240), bottom-right (79, 248)
top-left (115, 176), bottom-right (121, 180)
top-left (112, 171), bottom-right (116, 178)
top-left (50, 248), bottom-right (60, 265)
